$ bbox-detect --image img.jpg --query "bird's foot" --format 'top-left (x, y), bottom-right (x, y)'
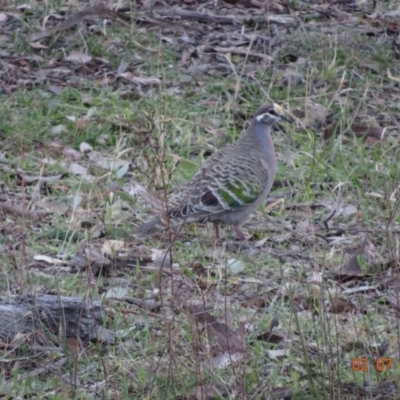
top-left (234, 226), bottom-right (246, 241)
top-left (213, 222), bottom-right (222, 245)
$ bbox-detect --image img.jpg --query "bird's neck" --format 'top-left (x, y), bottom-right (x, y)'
top-left (248, 122), bottom-right (276, 157)
top-left (247, 122), bottom-right (274, 146)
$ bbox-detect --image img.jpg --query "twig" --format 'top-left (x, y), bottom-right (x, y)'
top-left (153, 9), bottom-right (298, 28)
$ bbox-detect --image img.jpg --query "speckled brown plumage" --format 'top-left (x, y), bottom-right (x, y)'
top-left (135, 103), bottom-right (290, 240)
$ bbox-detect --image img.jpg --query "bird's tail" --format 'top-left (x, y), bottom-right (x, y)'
top-left (135, 216), bottom-right (165, 237)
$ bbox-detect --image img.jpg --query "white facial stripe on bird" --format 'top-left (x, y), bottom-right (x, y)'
top-left (255, 104), bottom-right (285, 122)
top-left (256, 113), bottom-right (266, 122)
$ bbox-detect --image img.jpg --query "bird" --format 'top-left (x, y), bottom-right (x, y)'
top-left (135, 103), bottom-right (291, 241)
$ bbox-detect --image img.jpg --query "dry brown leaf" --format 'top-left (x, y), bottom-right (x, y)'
top-left (134, 76), bottom-right (161, 85)
top-left (62, 146), bottom-right (83, 160)
top-left (185, 303), bottom-right (246, 353)
top-left (281, 68), bottom-right (304, 86)
top-left (268, 349), bottom-right (288, 360)
top-left (324, 122), bottom-right (386, 143)
top-left (65, 51), bottom-right (92, 64)
top-left (388, 68), bottom-right (400, 82)
top-left (333, 93), bottom-right (351, 106)
top-left (68, 163), bottom-right (87, 175)
top-left (17, 4), bottom-right (32, 11)
top-left (51, 124), bottom-right (67, 135)
top-left (256, 330), bottom-right (284, 344)
top-left (241, 297), bottom-right (265, 308)
top-left (65, 337), bottom-right (83, 357)
top-left (17, 172), bottom-right (65, 185)
top-left (118, 72), bottom-right (134, 81)
top-left (351, 125), bottom-right (386, 140)
top-left (70, 246), bottom-right (111, 272)
top-left (221, 0), bottom-right (285, 10)
top-left (33, 255), bottom-right (66, 265)
top-left (360, 62), bottom-right (380, 74)
top-left (117, 59), bottom-right (129, 75)
top-left (329, 297), bottom-right (358, 314)
top-left (209, 46), bottom-right (273, 62)
top-left (79, 142), bottom-right (93, 153)
top-left (304, 102), bottom-right (327, 126)
top-left (29, 42), bottom-right (48, 49)
top-left (101, 240), bottom-right (126, 256)
top-left (88, 151), bottom-right (128, 170)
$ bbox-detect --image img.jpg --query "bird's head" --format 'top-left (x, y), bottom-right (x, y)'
top-left (254, 103), bottom-right (291, 126)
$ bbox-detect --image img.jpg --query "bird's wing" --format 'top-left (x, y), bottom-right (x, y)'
top-left (169, 154), bottom-right (269, 222)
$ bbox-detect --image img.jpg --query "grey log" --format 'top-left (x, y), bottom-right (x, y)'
top-left (0, 295), bottom-right (112, 344)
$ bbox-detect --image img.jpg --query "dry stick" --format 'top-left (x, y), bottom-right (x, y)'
top-left (29, 5), bottom-right (190, 43)
top-left (148, 115), bottom-right (194, 399)
top-left (206, 46), bottom-right (273, 62)
top-left (30, 5), bottom-right (201, 42)
top-left (29, 6), bottom-right (130, 42)
top-left (152, 9), bottom-right (298, 28)
top-left (0, 203), bottom-right (49, 220)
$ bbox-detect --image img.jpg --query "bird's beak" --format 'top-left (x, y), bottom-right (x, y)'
top-left (272, 104), bottom-right (293, 123)
top-left (280, 114), bottom-right (293, 123)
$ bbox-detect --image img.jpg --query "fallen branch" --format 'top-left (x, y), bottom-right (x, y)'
top-left (153, 8), bottom-right (298, 27)
top-left (30, 6), bottom-right (200, 42)
top-left (0, 295), bottom-right (114, 344)
top-left (29, 6), bottom-right (130, 42)
top-left (205, 46), bottom-right (273, 61)
top-left (0, 203), bottom-right (49, 220)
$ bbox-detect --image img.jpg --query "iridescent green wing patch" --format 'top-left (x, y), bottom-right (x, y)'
top-left (217, 179), bottom-right (262, 209)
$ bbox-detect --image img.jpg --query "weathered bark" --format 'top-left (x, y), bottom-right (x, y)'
top-left (0, 295), bottom-right (113, 344)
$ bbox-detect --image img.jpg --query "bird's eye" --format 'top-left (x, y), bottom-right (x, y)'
top-left (269, 109), bottom-right (278, 116)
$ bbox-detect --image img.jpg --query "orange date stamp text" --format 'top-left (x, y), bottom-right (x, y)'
top-left (351, 357), bottom-right (392, 372)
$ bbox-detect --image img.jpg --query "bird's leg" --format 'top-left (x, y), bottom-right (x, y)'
top-left (213, 222), bottom-right (220, 242)
top-left (234, 226), bottom-right (246, 241)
